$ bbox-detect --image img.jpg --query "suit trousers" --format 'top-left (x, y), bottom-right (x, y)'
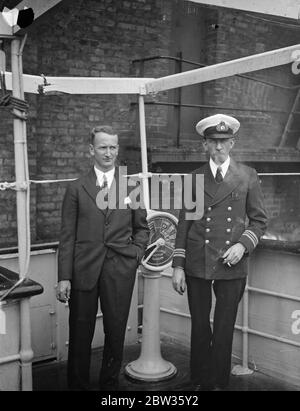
top-left (186, 276), bottom-right (246, 388)
top-left (67, 253), bottom-right (137, 390)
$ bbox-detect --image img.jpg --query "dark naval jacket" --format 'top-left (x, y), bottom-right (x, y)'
top-left (172, 159), bottom-right (268, 280)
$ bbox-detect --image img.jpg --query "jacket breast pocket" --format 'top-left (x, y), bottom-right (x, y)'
top-left (231, 190), bottom-right (246, 201)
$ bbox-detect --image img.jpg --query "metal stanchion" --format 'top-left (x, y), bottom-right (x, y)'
top-left (125, 266), bottom-right (176, 381)
top-left (11, 37), bottom-right (33, 391)
top-left (125, 93), bottom-right (177, 382)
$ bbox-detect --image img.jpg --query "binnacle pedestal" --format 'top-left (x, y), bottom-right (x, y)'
top-left (125, 267), bottom-right (177, 381)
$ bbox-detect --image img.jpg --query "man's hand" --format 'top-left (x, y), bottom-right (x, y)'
top-left (222, 243), bottom-right (246, 266)
top-left (56, 280), bottom-right (71, 302)
top-left (172, 267), bottom-right (186, 295)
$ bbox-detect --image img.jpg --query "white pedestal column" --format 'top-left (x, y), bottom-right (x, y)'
top-left (125, 268), bottom-right (177, 381)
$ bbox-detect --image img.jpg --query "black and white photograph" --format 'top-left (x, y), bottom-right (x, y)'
top-left (0, 0), bottom-right (300, 396)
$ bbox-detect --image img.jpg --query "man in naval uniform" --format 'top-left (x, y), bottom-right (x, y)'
top-left (172, 114), bottom-right (267, 391)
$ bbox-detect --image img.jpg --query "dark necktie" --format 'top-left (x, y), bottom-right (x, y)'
top-left (215, 167), bottom-right (223, 183)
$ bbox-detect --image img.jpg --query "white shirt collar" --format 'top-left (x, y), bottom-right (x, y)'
top-left (209, 156), bottom-right (230, 178)
top-left (94, 166), bottom-right (115, 189)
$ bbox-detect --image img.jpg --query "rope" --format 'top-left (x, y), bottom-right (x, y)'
top-left (1, 173), bottom-right (300, 192)
top-left (0, 182), bottom-right (17, 191)
top-left (0, 179), bottom-right (76, 191)
top-left (0, 71), bottom-right (29, 120)
top-left (30, 178), bottom-right (77, 184)
top-left (124, 172), bottom-right (300, 178)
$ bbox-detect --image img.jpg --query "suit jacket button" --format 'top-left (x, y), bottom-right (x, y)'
top-left (226, 228), bottom-right (231, 233)
top-left (227, 217), bottom-right (232, 222)
top-left (207, 207), bottom-right (212, 211)
top-left (228, 206), bottom-right (232, 211)
top-left (206, 228), bottom-right (210, 232)
top-left (206, 217), bottom-right (211, 222)
top-left (225, 240), bottom-right (230, 245)
top-left (205, 239), bottom-right (210, 244)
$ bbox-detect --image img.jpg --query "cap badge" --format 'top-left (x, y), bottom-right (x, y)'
top-left (216, 121), bottom-right (229, 132)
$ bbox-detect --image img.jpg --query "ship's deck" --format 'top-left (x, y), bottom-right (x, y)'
top-left (32, 338), bottom-right (300, 392)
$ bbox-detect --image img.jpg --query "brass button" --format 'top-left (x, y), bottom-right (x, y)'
top-left (226, 228), bottom-right (231, 233)
top-left (206, 228), bottom-right (210, 232)
top-left (205, 239), bottom-right (210, 244)
top-left (207, 207), bottom-right (212, 211)
top-left (228, 206), bottom-right (232, 211)
top-left (206, 217), bottom-right (211, 222)
top-left (227, 217), bottom-right (232, 222)
top-left (225, 240), bottom-right (230, 245)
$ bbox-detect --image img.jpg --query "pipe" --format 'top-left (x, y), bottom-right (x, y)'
top-left (131, 100), bottom-right (289, 114)
top-left (248, 286), bottom-right (300, 303)
top-left (17, 35), bottom-right (31, 279)
top-left (11, 38), bottom-right (33, 391)
top-left (0, 353), bottom-right (21, 366)
top-left (234, 324), bottom-right (300, 349)
top-left (132, 55), bottom-right (299, 90)
top-left (159, 307), bottom-right (300, 349)
top-left (258, 173), bottom-right (300, 176)
top-left (160, 307), bottom-right (190, 319)
top-left (242, 280), bottom-right (249, 369)
top-left (138, 94), bottom-right (150, 210)
top-left (159, 271), bottom-right (300, 357)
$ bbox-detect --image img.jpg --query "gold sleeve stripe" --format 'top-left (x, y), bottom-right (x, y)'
top-left (173, 249), bottom-right (186, 257)
top-left (243, 230), bottom-right (258, 247)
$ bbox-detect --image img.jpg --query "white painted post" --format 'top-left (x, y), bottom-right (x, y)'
top-left (125, 94), bottom-right (176, 381)
top-left (125, 269), bottom-right (177, 381)
top-left (232, 267), bottom-right (253, 376)
top-left (137, 94), bottom-right (150, 211)
top-left (11, 38), bottom-right (33, 391)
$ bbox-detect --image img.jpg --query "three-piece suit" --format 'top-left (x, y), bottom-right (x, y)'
top-left (58, 166), bottom-right (149, 389)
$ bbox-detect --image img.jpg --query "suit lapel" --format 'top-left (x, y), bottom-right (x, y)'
top-left (106, 167), bottom-right (120, 219)
top-left (81, 168), bottom-right (103, 211)
top-left (209, 159), bottom-right (242, 207)
top-left (82, 167), bottom-right (117, 217)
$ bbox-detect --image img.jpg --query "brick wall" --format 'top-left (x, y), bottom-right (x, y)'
top-left (1, 1), bottom-right (300, 247)
top-left (201, 9), bottom-right (300, 239)
top-left (0, 0), bottom-right (175, 247)
top-left (202, 8), bottom-right (300, 150)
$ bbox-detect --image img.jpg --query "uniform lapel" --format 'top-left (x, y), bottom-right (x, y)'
top-left (203, 163), bottom-right (218, 199)
top-left (209, 159), bottom-right (242, 207)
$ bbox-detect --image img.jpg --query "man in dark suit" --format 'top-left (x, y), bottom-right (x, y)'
top-left (172, 114), bottom-right (267, 391)
top-left (56, 125), bottom-right (149, 391)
